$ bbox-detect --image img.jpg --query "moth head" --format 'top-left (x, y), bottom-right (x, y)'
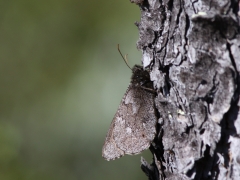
top-left (131, 65), bottom-right (152, 88)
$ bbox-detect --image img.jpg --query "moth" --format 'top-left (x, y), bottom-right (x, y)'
top-left (102, 48), bottom-right (157, 161)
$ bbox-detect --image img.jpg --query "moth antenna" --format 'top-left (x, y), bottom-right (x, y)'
top-left (117, 44), bottom-right (132, 70)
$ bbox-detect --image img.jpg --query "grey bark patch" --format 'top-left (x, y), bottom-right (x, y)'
top-left (129, 0), bottom-right (239, 179)
top-left (102, 65), bottom-right (157, 161)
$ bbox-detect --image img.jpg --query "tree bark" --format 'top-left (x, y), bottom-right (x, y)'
top-left (131, 0), bottom-right (240, 179)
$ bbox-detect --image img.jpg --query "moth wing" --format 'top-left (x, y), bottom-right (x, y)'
top-left (102, 118), bottom-right (125, 161)
top-left (102, 86), bottom-right (156, 160)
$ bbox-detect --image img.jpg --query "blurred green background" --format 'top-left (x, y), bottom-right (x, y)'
top-left (0, 0), bottom-right (152, 180)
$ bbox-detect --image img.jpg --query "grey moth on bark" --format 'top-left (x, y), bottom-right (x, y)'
top-left (102, 65), bottom-right (157, 161)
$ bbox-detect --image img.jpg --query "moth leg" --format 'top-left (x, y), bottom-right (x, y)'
top-left (140, 86), bottom-right (156, 94)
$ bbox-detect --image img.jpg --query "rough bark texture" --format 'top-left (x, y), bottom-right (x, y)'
top-left (130, 0), bottom-right (240, 179)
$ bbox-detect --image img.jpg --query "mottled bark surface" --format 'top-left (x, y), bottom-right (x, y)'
top-left (131, 0), bottom-right (240, 179)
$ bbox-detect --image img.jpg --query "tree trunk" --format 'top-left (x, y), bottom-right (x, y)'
top-left (131, 0), bottom-right (240, 179)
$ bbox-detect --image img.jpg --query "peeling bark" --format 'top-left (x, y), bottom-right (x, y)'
top-left (130, 0), bottom-right (240, 179)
